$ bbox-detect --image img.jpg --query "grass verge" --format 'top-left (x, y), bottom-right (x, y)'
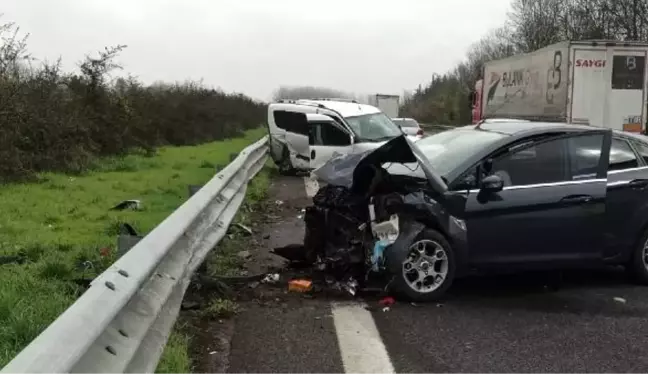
top-left (0, 128), bottom-right (266, 367)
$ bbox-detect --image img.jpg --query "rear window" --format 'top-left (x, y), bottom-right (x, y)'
top-left (394, 119), bottom-right (419, 128)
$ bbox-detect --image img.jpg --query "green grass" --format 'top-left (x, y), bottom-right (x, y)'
top-left (0, 128), bottom-right (266, 367)
top-left (155, 327), bottom-right (192, 373)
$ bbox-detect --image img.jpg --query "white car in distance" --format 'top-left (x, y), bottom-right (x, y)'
top-left (266, 98), bottom-right (405, 174)
top-left (392, 118), bottom-right (424, 141)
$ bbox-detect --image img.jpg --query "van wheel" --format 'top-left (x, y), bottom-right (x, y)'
top-left (627, 228), bottom-right (648, 284)
top-left (277, 146), bottom-right (296, 176)
top-left (390, 229), bottom-right (456, 302)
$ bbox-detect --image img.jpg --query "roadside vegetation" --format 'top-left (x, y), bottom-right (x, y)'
top-left (401, 0), bottom-right (648, 125)
top-left (0, 20), bottom-right (264, 182)
top-left (0, 19), bottom-right (269, 366)
top-left (0, 128), bottom-right (266, 367)
top-left (156, 166), bottom-right (273, 373)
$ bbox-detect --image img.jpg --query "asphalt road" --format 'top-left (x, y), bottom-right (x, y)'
top-left (224, 174), bottom-right (648, 373)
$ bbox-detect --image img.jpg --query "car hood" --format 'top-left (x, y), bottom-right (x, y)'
top-left (313, 134), bottom-right (447, 195)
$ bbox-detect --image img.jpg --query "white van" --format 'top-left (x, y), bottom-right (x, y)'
top-left (266, 98), bottom-right (405, 173)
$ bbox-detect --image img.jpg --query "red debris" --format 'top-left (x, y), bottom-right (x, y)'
top-left (379, 296), bottom-right (395, 307)
top-left (99, 247), bottom-right (111, 257)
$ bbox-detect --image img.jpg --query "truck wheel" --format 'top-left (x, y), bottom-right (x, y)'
top-left (277, 146), bottom-right (296, 176)
top-left (627, 228), bottom-right (648, 284)
top-left (390, 229), bottom-right (456, 302)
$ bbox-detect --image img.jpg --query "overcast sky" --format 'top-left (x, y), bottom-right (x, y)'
top-left (3, 0), bottom-right (510, 101)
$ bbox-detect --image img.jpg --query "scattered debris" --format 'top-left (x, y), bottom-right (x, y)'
top-left (119, 223), bottom-right (139, 236)
top-left (110, 199), bottom-right (141, 211)
top-left (181, 301), bottom-right (201, 311)
top-left (410, 302), bottom-right (419, 307)
top-left (234, 223), bottom-right (253, 236)
top-left (99, 247), bottom-right (112, 257)
top-left (248, 281), bottom-right (260, 289)
top-left (261, 273), bottom-right (280, 284)
top-left (382, 307), bottom-right (390, 312)
top-left (237, 250), bottom-right (251, 260)
top-left (379, 296), bottom-right (395, 308)
top-left (613, 297), bottom-right (627, 304)
top-left (436, 303), bottom-right (444, 308)
top-left (343, 277), bottom-right (359, 296)
top-left (275, 200), bottom-right (284, 206)
top-left (0, 255), bottom-right (26, 266)
top-left (209, 351), bottom-right (217, 355)
top-left (288, 279), bottom-right (313, 293)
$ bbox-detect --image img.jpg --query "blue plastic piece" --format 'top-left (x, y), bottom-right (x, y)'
top-left (371, 240), bottom-right (389, 272)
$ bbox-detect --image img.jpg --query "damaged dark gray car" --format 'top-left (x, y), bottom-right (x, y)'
top-left (295, 121), bottom-right (648, 301)
top-left (301, 134), bottom-right (467, 301)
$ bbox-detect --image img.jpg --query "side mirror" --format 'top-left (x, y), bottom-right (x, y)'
top-left (480, 174), bottom-right (503, 193)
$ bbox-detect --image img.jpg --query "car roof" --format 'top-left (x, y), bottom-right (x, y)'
top-left (457, 121), bottom-right (605, 136)
top-left (296, 99), bottom-right (381, 118)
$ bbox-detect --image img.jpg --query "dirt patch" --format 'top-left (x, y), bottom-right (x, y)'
top-left (181, 174), bottom-right (312, 372)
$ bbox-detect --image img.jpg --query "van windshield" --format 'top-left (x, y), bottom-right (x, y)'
top-left (345, 113), bottom-right (403, 142)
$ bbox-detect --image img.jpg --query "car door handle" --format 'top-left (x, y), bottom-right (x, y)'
top-left (560, 194), bottom-right (593, 204)
top-left (311, 150), bottom-right (315, 159)
top-left (628, 179), bottom-right (648, 189)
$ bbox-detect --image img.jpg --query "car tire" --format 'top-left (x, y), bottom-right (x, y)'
top-left (627, 228), bottom-right (648, 285)
top-left (389, 228), bottom-right (456, 302)
top-left (277, 146), bottom-right (296, 176)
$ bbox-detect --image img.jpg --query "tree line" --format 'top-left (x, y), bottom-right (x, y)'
top-left (401, 0), bottom-right (648, 125)
top-left (0, 21), bottom-right (265, 182)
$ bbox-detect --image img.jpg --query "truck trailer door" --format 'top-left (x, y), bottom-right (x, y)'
top-left (571, 48), bottom-right (609, 128)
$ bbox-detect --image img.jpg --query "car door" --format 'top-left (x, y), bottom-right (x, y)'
top-left (604, 137), bottom-right (648, 258)
top-left (463, 130), bottom-right (611, 267)
top-left (268, 104), bottom-right (312, 170)
top-left (308, 115), bottom-right (354, 170)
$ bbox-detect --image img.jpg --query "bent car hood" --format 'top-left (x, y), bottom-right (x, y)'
top-left (313, 135), bottom-right (447, 195)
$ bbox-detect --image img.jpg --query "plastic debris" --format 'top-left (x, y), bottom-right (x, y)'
top-left (371, 214), bottom-right (400, 243)
top-left (382, 307), bottom-right (390, 312)
top-left (343, 277), bottom-right (359, 296)
top-left (613, 297), bottom-right (627, 304)
top-left (288, 279), bottom-right (312, 293)
top-left (234, 223), bottom-right (253, 236)
top-left (379, 296), bottom-right (395, 308)
top-left (275, 200), bottom-right (284, 206)
top-left (110, 199), bottom-right (141, 211)
top-left (261, 273), bottom-right (280, 284)
top-left (371, 240), bottom-right (389, 272)
top-left (237, 250), bottom-right (251, 260)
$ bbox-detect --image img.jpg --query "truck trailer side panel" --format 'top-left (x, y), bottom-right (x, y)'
top-left (482, 42), bottom-right (570, 121)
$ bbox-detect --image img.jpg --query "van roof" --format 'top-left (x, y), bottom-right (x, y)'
top-left (296, 99), bottom-right (381, 118)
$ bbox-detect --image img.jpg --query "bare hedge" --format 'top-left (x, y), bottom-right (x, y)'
top-left (0, 23), bottom-right (265, 182)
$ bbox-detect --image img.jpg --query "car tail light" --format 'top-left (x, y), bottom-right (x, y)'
top-left (416, 129), bottom-right (424, 136)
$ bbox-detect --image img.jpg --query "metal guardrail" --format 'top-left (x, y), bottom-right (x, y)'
top-left (1, 136), bottom-right (269, 373)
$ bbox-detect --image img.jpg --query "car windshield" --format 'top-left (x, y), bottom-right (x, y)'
top-left (394, 119), bottom-right (419, 128)
top-left (415, 128), bottom-right (507, 175)
top-left (345, 112), bottom-right (403, 142)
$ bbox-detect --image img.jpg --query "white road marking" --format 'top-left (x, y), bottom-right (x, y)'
top-left (303, 175), bottom-right (320, 198)
top-left (331, 301), bottom-right (395, 373)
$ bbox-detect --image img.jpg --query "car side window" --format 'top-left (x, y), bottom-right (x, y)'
top-left (490, 137), bottom-right (568, 187)
top-left (568, 134), bottom-right (604, 179)
top-left (609, 138), bottom-right (639, 171)
top-left (629, 139), bottom-right (648, 165)
top-left (273, 110), bottom-right (309, 136)
top-left (310, 121), bottom-right (350, 146)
